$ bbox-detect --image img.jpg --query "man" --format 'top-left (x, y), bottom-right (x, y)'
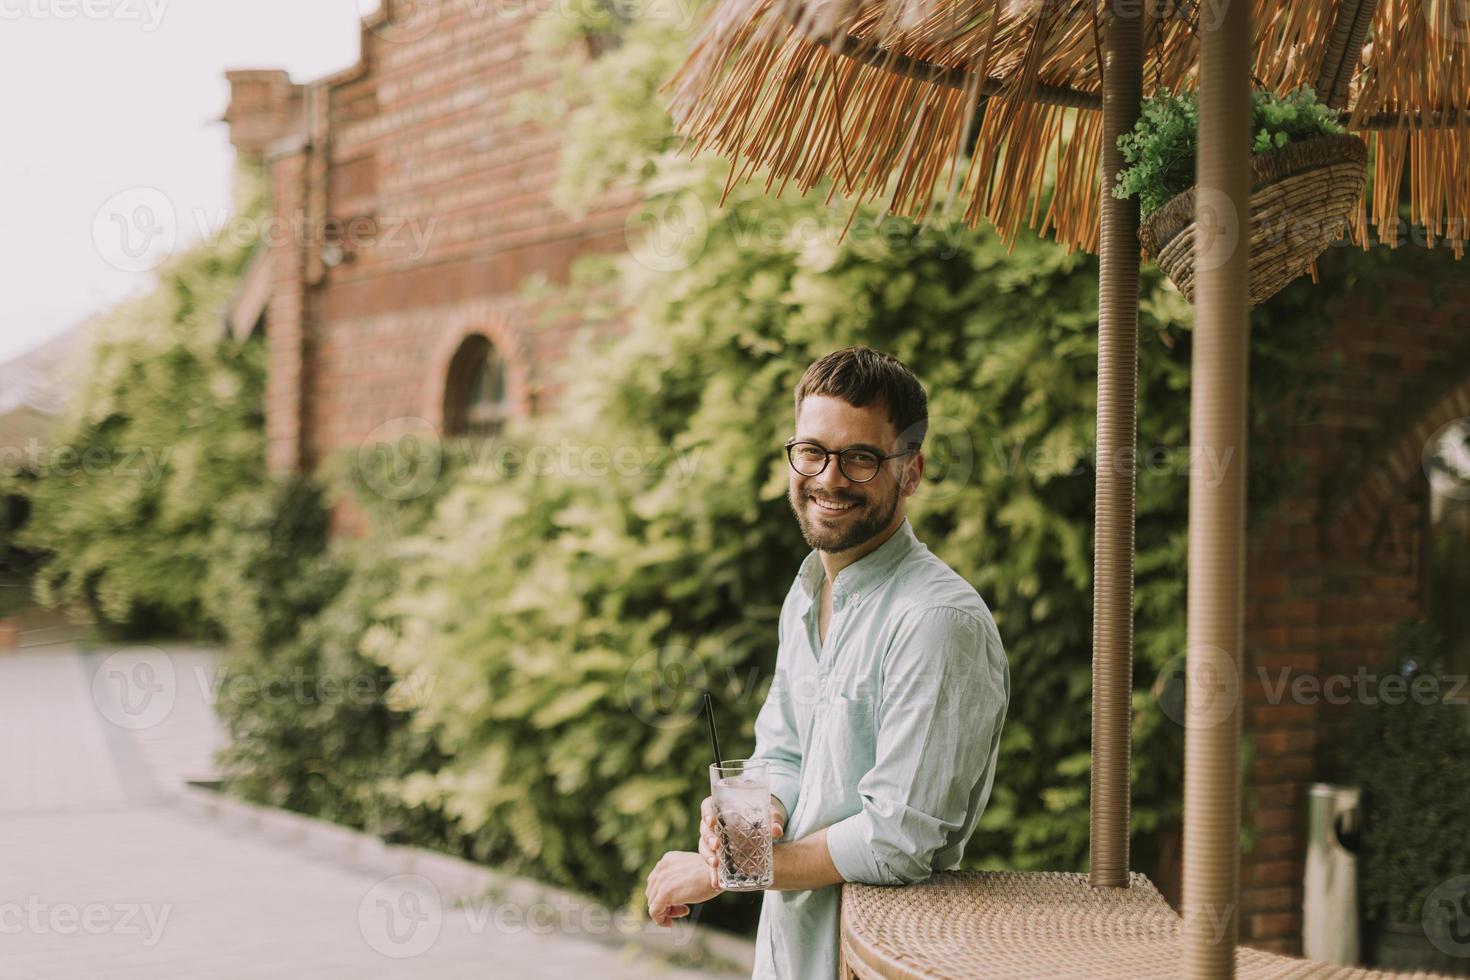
top-left (644, 346), bottom-right (1009, 979)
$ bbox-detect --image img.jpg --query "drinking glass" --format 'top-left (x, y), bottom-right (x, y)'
top-left (709, 759), bottom-right (775, 891)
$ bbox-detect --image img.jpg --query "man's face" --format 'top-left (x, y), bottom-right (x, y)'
top-left (786, 394), bottom-right (918, 554)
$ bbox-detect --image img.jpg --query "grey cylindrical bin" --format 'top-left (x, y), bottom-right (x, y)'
top-left (1303, 782), bottom-right (1362, 965)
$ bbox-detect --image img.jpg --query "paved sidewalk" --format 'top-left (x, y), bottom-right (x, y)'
top-left (0, 645), bottom-right (724, 979)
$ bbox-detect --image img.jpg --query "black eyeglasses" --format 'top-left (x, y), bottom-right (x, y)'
top-left (785, 439), bottom-right (916, 484)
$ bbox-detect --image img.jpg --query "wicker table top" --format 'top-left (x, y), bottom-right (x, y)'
top-left (840, 870), bottom-right (1451, 980)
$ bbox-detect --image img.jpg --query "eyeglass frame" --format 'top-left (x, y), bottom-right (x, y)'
top-left (784, 437), bottom-right (917, 484)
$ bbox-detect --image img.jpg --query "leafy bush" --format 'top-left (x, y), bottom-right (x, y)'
top-left (196, 361), bottom-right (472, 852)
top-left (1345, 621), bottom-right (1470, 926)
top-left (202, 476), bottom-right (345, 661)
top-left (208, 476), bottom-right (455, 846)
top-left (15, 167), bottom-right (268, 636)
top-left (0, 569), bottom-right (28, 619)
top-left (1114, 86), bottom-right (1346, 216)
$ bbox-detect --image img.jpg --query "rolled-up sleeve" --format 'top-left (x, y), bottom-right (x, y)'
top-left (750, 619), bottom-right (804, 819)
top-left (825, 605), bottom-right (1007, 886)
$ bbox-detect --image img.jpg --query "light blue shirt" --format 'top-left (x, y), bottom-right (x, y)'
top-left (749, 517), bottom-right (1009, 979)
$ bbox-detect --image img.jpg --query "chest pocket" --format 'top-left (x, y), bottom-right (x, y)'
top-left (818, 685), bottom-right (878, 784)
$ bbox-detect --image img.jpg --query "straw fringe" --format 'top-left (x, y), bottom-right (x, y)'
top-left (665, 0), bottom-right (1470, 255)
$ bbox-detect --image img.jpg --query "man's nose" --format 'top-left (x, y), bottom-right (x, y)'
top-left (814, 457), bottom-right (855, 490)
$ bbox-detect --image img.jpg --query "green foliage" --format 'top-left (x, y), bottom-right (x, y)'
top-left (517, 5), bottom-right (694, 214)
top-left (208, 475), bottom-right (455, 845)
top-left (1114, 91), bottom-right (1200, 218)
top-left (1344, 622), bottom-right (1470, 926)
top-left (202, 476), bottom-right (345, 659)
top-left (13, 169), bottom-right (268, 635)
top-left (319, 432), bottom-right (478, 541)
top-left (1114, 86), bottom-right (1345, 217)
top-left (0, 569), bottom-right (28, 618)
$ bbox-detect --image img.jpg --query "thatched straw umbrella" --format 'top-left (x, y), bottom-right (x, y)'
top-left (667, 0), bottom-right (1467, 976)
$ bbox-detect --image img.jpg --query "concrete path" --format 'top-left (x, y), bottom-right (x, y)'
top-left (0, 645), bottom-right (727, 979)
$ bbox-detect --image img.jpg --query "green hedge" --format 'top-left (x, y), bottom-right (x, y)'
top-left (208, 476), bottom-right (454, 845)
top-left (1345, 622), bottom-right (1470, 927)
top-left (10, 164), bottom-right (268, 637)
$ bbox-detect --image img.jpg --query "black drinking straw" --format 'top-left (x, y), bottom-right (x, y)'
top-left (703, 690), bottom-right (723, 768)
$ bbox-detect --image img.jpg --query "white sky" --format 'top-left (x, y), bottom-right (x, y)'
top-left (0, 0), bottom-right (382, 365)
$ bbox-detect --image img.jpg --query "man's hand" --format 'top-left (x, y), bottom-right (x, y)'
top-left (698, 795), bottom-right (786, 889)
top-left (645, 851), bottom-right (720, 927)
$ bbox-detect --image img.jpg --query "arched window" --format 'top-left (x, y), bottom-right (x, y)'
top-left (443, 334), bottom-right (511, 439)
top-left (1424, 417), bottom-right (1470, 676)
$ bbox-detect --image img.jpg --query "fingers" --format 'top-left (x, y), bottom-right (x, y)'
top-left (699, 801), bottom-right (718, 859)
top-left (695, 798), bottom-right (724, 891)
top-left (650, 903), bottom-right (690, 927)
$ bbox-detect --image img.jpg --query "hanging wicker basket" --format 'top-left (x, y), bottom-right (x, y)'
top-left (1138, 135), bottom-right (1369, 308)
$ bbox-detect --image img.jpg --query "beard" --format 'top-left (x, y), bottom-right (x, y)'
top-left (787, 478), bottom-right (901, 554)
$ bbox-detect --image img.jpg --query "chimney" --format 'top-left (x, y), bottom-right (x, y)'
top-left (222, 69), bottom-right (304, 160)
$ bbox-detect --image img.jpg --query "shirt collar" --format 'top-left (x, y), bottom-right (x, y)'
top-left (797, 518), bottom-right (920, 609)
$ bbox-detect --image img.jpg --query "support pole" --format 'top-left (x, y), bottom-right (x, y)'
top-left (1088, 0), bottom-right (1142, 891)
top-left (1184, 0), bottom-right (1251, 973)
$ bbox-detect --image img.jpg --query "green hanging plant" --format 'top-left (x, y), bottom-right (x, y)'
top-left (1113, 86), bottom-right (1347, 218)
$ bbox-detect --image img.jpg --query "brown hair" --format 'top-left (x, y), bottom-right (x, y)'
top-left (794, 346), bottom-right (928, 451)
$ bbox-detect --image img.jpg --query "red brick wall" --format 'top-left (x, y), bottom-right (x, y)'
top-left (262, 146), bottom-right (310, 474)
top-left (224, 0), bottom-right (637, 485)
top-left (1239, 268), bottom-right (1470, 953)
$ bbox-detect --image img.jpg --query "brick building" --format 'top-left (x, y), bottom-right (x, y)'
top-left (221, 0), bottom-right (1470, 957)
top-left (1235, 280), bottom-right (1470, 951)
top-left (220, 0), bottom-right (636, 517)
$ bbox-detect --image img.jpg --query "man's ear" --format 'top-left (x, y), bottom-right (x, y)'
top-left (902, 452), bottom-right (924, 496)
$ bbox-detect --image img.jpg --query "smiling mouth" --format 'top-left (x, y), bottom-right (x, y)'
top-left (810, 496), bottom-right (859, 516)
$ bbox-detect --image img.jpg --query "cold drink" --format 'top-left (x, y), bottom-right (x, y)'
top-left (710, 760), bottom-right (775, 891)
